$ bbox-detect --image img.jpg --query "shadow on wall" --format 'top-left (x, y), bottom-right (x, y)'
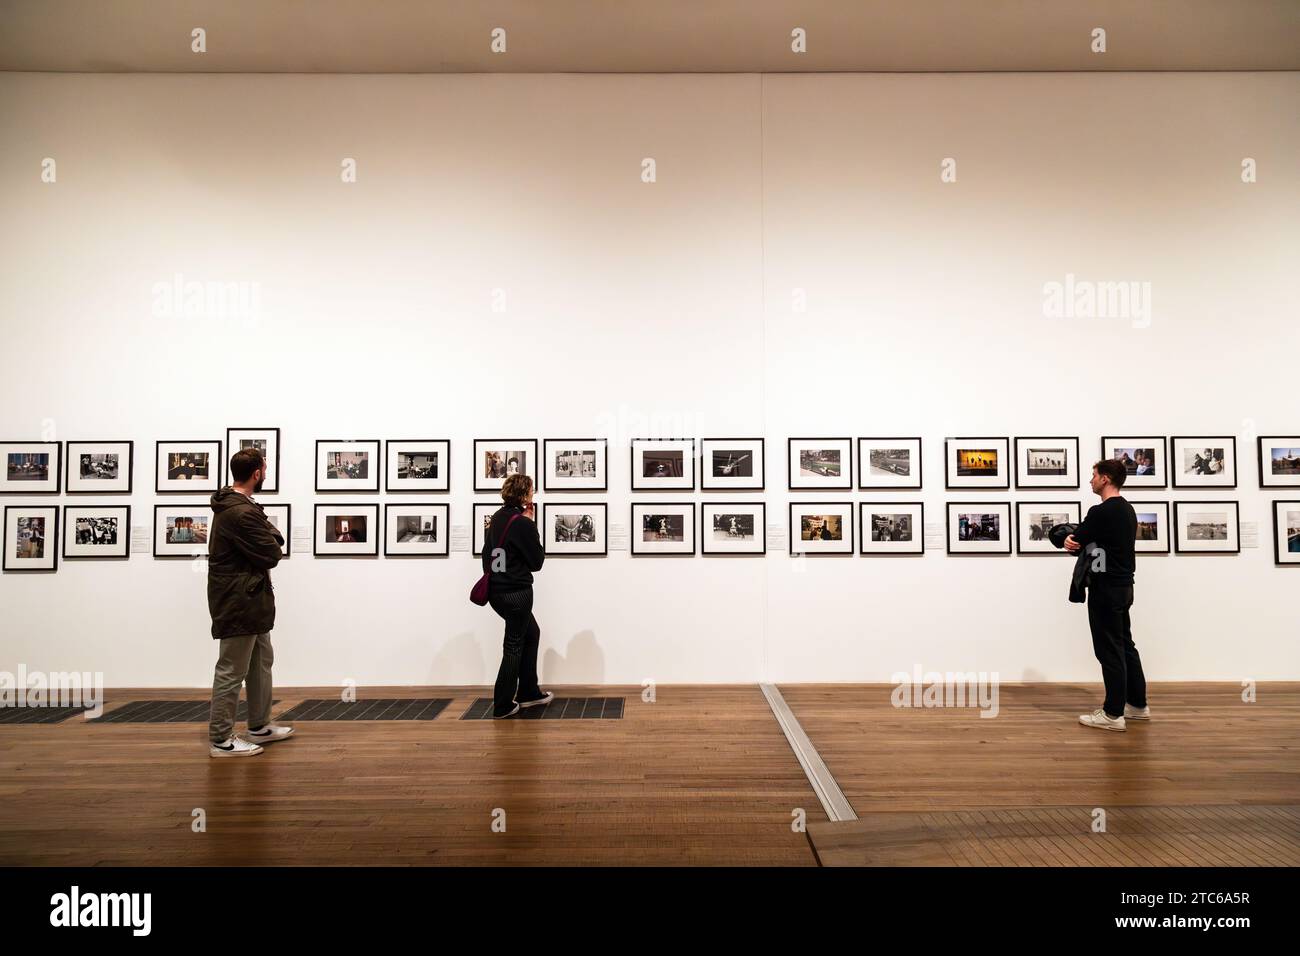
top-left (429, 631), bottom-right (490, 685)
top-left (542, 630), bottom-right (605, 685)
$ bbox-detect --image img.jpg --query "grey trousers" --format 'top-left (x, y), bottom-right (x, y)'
top-left (208, 631), bottom-right (274, 743)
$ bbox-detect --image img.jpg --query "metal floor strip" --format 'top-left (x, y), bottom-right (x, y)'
top-left (759, 682), bottom-right (857, 823)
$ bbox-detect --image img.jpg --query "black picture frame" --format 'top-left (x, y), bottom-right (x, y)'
top-left (65, 441), bottom-right (133, 495)
top-left (856, 437), bottom-right (922, 491)
top-left (0, 441), bottom-right (62, 495)
top-left (630, 438), bottom-right (696, 492)
top-left (262, 503), bottom-right (291, 557)
top-left (700, 501), bottom-right (767, 555)
top-left (1128, 500), bottom-right (1171, 555)
top-left (787, 437), bottom-right (853, 491)
top-left (315, 439), bottom-right (381, 493)
top-left (226, 427), bottom-right (280, 493)
top-left (788, 501), bottom-right (855, 555)
top-left (1170, 436), bottom-right (1238, 489)
top-left (151, 503), bottom-right (213, 559)
top-left (543, 438), bottom-right (608, 492)
top-left (1273, 500), bottom-right (1300, 565)
top-left (945, 502), bottom-right (1013, 555)
top-left (3, 504), bottom-right (59, 571)
top-left (699, 437), bottom-right (765, 491)
top-left (1257, 436), bottom-right (1300, 489)
top-left (1100, 435), bottom-right (1168, 489)
top-left (61, 505), bottom-right (131, 560)
top-left (473, 438), bottom-right (538, 494)
top-left (1173, 500), bottom-right (1241, 554)
top-left (540, 502), bottom-right (608, 556)
top-left (155, 440), bottom-right (222, 494)
top-left (629, 502), bottom-right (697, 556)
top-left (313, 502), bottom-right (380, 557)
top-left (385, 439), bottom-right (451, 493)
top-left (383, 502), bottom-right (451, 557)
top-left (1014, 436), bottom-right (1080, 489)
top-left (944, 437), bottom-right (1010, 490)
top-left (858, 501), bottom-right (925, 555)
top-left (1014, 500), bottom-right (1081, 555)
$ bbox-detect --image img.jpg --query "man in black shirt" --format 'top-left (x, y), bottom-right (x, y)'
top-left (1065, 458), bottom-right (1149, 731)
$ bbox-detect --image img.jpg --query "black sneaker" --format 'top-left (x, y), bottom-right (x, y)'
top-left (517, 691), bottom-right (554, 709)
top-left (492, 703), bottom-right (520, 719)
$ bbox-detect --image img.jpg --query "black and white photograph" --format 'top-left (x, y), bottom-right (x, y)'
top-left (385, 502), bottom-right (450, 556)
top-left (66, 440), bottom-right (133, 494)
top-left (152, 505), bottom-right (211, 558)
top-left (62, 505), bottom-right (131, 559)
top-left (1015, 501), bottom-right (1081, 555)
top-left (1101, 436), bottom-right (1167, 489)
top-left (155, 440), bottom-right (221, 494)
top-left (543, 438), bottom-right (607, 492)
top-left (700, 437), bottom-right (764, 491)
top-left (315, 439), bottom-right (381, 493)
top-left (541, 502), bottom-right (607, 556)
top-left (313, 503), bottom-right (380, 556)
top-left (1258, 436), bottom-right (1300, 489)
top-left (3, 505), bottom-right (59, 571)
top-left (857, 437), bottom-right (922, 490)
top-left (472, 502), bottom-right (501, 558)
top-left (789, 502), bottom-right (854, 555)
top-left (1170, 436), bottom-right (1237, 488)
top-left (1174, 500), bottom-right (1241, 554)
top-left (1014, 436), bottom-right (1080, 489)
top-left (227, 428), bottom-right (280, 492)
top-left (262, 503), bottom-right (291, 557)
top-left (0, 441), bottom-right (61, 494)
top-left (1273, 501), bottom-right (1300, 566)
top-left (474, 438), bottom-right (538, 493)
top-left (944, 437), bottom-right (1010, 489)
top-left (859, 501), bottom-right (925, 555)
top-left (700, 502), bottom-right (765, 555)
top-left (630, 502), bottom-right (695, 556)
top-left (630, 438), bottom-right (695, 491)
top-left (787, 437), bottom-right (853, 490)
top-left (1129, 501), bottom-right (1171, 554)
top-left (386, 439), bottom-right (450, 493)
top-left (946, 502), bottom-right (1013, 555)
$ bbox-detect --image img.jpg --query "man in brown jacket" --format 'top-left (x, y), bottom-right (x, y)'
top-left (206, 448), bottom-right (293, 756)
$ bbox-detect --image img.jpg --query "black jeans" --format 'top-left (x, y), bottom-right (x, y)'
top-left (1087, 579), bottom-right (1147, 718)
top-left (488, 586), bottom-right (541, 715)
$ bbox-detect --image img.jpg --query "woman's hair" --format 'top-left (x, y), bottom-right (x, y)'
top-left (501, 473), bottom-right (533, 508)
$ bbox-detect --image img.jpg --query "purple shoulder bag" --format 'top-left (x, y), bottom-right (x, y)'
top-left (470, 512), bottom-right (522, 606)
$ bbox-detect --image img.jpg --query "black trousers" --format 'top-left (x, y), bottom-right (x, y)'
top-left (488, 586), bottom-right (541, 715)
top-left (1087, 580), bottom-right (1147, 718)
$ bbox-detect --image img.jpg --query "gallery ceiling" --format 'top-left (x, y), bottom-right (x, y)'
top-left (1, 0), bottom-right (1298, 73)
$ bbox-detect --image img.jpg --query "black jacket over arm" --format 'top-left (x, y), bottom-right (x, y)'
top-left (206, 487), bottom-right (284, 639)
top-left (482, 505), bottom-right (545, 591)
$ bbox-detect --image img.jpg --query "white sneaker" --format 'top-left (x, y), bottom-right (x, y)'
top-left (210, 736), bottom-right (264, 757)
top-left (518, 691), bottom-right (554, 709)
top-left (1124, 704), bottom-right (1151, 720)
top-left (1078, 708), bottom-right (1126, 732)
top-left (245, 723), bottom-right (294, 744)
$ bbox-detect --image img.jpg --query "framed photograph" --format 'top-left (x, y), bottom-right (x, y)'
top-left (859, 502), bottom-right (924, 555)
top-left (1174, 500), bottom-right (1240, 554)
top-left (226, 428), bottom-right (280, 492)
top-left (944, 437), bottom-right (1010, 490)
top-left (701, 502), bottom-right (766, 555)
top-left (1014, 437), bottom-right (1080, 489)
top-left (315, 439), bottom-right (380, 493)
top-left (386, 439), bottom-right (450, 493)
top-left (472, 502), bottom-right (501, 557)
top-left (787, 437), bottom-right (852, 491)
top-left (1257, 437), bottom-right (1300, 489)
top-left (1, 441), bottom-right (61, 494)
top-left (474, 439), bottom-right (537, 494)
top-left (1130, 500), bottom-right (1171, 554)
top-left (66, 441), bottom-right (132, 494)
top-left (1101, 436), bottom-right (1166, 489)
top-left (857, 438), bottom-right (922, 490)
top-left (630, 502), bottom-right (696, 556)
top-left (153, 504), bottom-right (212, 557)
top-left (1273, 501), bottom-right (1300, 565)
top-left (1015, 501), bottom-right (1081, 555)
top-left (262, 503), bottom-right (291, 557)
top-left (1170, 436), bottom-right (1237, 489)
top-left (541, 502), bottom-right (607, 556)
top-left (543, 438), bottom-right (607, 492)
top-left (155, 440), bottom-right (221, 494)
top-left (630, 438), bottom-right (695, 491)
top-left (385, 502), bottom-right (450, 557)
top-left (3, 505), bottom-right (59, 571)
top-left (700, 438), bottom-right (764, 491)
top-left (313, 503), bottom-right (379, 556)
top-left (789, 502), bottom-right (854, 555)
top-left (62, 505), bottom-right (130, 559)
top-left (946, 502), bottom-right (1013, 555)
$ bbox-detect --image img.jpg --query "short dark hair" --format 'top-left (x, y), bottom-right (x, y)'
top-left (1093, 458), bottom-right (1127, 488)
top-left (230, 448), bottom-right (265, 483)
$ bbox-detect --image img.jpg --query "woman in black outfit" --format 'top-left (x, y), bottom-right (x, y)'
top-left (484, 473), bottom-right (550, 718)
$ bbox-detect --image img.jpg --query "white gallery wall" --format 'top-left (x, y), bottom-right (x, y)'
top-left (0, 71), bottom-right (1296, 686)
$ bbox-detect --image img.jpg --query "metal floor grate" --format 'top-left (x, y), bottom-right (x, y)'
top-left (460, 697), bottom-right (624, 720)
top-left (273, 698), bottom-right (452, 721)
top-left (86, 700), bottom-right (279, 723)
top-left (0, 706), bottom-right (92, 725)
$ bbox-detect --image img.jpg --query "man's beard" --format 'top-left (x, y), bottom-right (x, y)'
top-left (253, 477), bottom-right (265, 494)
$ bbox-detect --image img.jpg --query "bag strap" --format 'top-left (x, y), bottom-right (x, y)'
top-left (490, 512), bottom-right (523, 555)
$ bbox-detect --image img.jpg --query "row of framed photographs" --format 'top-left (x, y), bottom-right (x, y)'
top-left (7, 499), bottom-right (1297, 570)
top-left (7, 435), bottom-right (1297, 498)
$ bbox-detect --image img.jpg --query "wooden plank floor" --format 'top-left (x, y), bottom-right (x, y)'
top-left (779, 683), bottom-right (1300, 808)
top-left (808, 806), bottom-right (1300, 866)
top-left (0, 685), bottom-right (822, 866)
